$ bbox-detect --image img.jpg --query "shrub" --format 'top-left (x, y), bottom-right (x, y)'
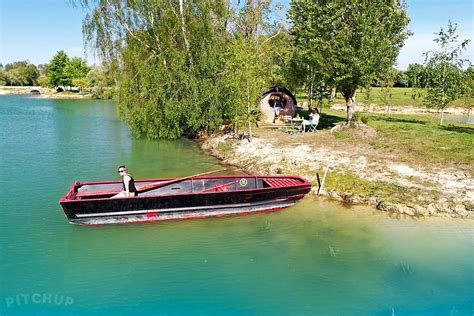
top-left (353, 112), bottom-right (370, 124)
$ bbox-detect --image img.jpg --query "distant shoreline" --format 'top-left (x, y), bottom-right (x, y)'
top-left (0, 86), bottom-right (93, 99)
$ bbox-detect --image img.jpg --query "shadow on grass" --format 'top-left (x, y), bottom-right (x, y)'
top-left (319, 113), bottom-right (346, 129)
top-left (371, 116), bottom-right (427, 125)
top-left (441, 125), bottom-right (474, 134)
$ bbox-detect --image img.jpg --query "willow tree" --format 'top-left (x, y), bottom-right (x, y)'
top-left (77, 0), bottom-right (230, 139)
top-left (288, 0), bottom-right (411, 123)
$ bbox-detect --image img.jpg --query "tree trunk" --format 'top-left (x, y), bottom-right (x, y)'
top-left (178, 0), bottom-right (193, 67)
top-left (440, 108), bottom-right (445, 125)
top-left (347, 97), bottom-right (355, 123)
top-left (224, 0), bottom-right (231, 30)
top-left (343, 89), bottom-right (356, 124)
top-left (331, 87), bottom-right (337, 100)
top-left (246, 79), bottom-right (252, 141)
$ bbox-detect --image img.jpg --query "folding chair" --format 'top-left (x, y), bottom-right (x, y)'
top-left (306, 124), bottom-right (318, 132)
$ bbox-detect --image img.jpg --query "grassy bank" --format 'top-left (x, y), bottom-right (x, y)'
top-left (295, 87), bottom-right (472, 108)
top-left (322, 109), bottom-right (473, 167)
top-left (202, 109), bottom-right (473, 216)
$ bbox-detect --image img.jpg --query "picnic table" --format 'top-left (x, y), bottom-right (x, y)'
top-left (256, 117), bottom-right (304, 131)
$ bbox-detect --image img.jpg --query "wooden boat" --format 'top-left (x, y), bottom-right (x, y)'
top-left (59, 171), bottom-right (312, 225)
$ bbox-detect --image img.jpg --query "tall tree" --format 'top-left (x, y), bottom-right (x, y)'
top-left (48, 51), bottom-right (70, 87)
top-left (288, 0), bottom-right (411, 123)
top-left (64, 57), bottom-right (91, 85)
top-left (423, 22), bottom-right (470, 125)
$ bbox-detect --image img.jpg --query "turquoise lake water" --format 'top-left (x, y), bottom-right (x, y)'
top-left (0, 95), bottom-right (472, 315)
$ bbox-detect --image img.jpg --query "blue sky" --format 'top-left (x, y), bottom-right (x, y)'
top-left (1, 0), bottom-right (472, 70)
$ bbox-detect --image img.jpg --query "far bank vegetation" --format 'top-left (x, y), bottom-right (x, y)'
top-left (2, 1), bottom-right (471, 137)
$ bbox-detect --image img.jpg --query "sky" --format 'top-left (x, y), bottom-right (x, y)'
top-left (0, 0), bottom-right (473, 70)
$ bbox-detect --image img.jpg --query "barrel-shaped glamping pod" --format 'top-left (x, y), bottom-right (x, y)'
top-left (259, 86), bottom-right (298, 123)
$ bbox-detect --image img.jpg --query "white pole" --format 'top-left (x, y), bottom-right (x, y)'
top-left (317, 162), bottom-right (330, 195)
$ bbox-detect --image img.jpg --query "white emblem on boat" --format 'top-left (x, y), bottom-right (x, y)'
top-left (239, 178), bottom-right (248, 186)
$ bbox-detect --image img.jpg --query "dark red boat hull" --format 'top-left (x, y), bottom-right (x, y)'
top-left (59, 175), bottom-right (312, 225)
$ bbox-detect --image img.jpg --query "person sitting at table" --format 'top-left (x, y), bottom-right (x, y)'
top-left (301, 108), bottom-right (320, 132)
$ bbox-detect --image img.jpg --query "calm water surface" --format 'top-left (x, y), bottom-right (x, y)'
top-left (0, 95), bottom-right (473, 315)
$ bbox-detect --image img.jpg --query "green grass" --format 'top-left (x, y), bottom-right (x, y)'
top-left (333, 87), bottom-right (426, 106)
top-left (295, 87), bottom-right (473, 108)
top-left (321, 109), bottom-right (474, 167)
top-left (323, 171), bottom-right (423, 205)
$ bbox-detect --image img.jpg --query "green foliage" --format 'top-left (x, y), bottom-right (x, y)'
top-left (37, 75), bottom-right (49, 87)
top-left (423, 22), bottom-right (470, 124)
top-left (288, 0), bottom-right (411, 122)
top-left (81, 0), bottom-right (233, 139)
top-left (64, 57), bottom-right (90, 85)
top-left (394, 69), bottom-right (408, 87)
top-left (0, 68), bottom-right (6, 85)
top-left (265, 30), bottom-right (296, 89)
top-left (72, 77), bottom-right (89, 91)
top-left (459, 66), bottom-right (474, 112)
top-left (2, 61), bottom-right (39, 86)
top-left (48, 51), bottom-right (92, 88)
top-left (87, 64), bottom-right (115, 99)
top-left (48, 51), bottom-right (70, 87)
top-left (78, 0), bottom-right (278, 139)
top-left (222, 35), bottom-right (270, 132)
top-left (378, 67), bottom-right (397, 112)
top-left (352, 112), bottom-right (369, 124)
top-left (406, 63), bottom-right (427, 88)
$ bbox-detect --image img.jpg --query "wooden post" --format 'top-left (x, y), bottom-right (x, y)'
top-left (317, 162), bottom-right (330, 195)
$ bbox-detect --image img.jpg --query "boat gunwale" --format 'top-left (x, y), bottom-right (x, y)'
top-left (59, 175), bottom-right (311, 204)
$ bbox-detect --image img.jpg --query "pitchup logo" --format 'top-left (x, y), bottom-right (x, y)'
top-left (2, 293), bottom-right (74, 310)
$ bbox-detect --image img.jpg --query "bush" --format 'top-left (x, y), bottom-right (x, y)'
top-left (353, 112), bottom-right (370, 124)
